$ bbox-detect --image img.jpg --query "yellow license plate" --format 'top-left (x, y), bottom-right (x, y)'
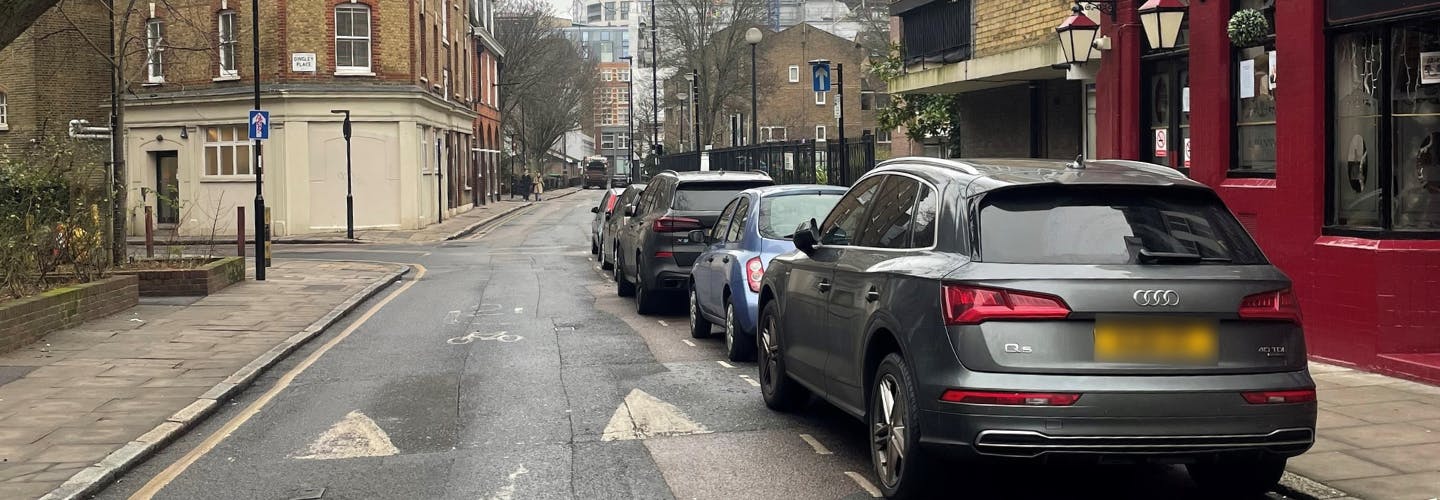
top-left (1094, 318), bottom-right (1218, 364)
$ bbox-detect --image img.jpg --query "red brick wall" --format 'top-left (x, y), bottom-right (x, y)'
top-left (0, 276), bottom-right (140, 355)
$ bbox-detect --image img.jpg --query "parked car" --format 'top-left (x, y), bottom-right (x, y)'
top-left (756, 158), bottom-right (1316, 499)
top-left (615, 170), bottom-right (774, 313)
top-left (590, 188), bottom-right (626, 255)
top-left (602, 183), bottom-right (646, 271)
top-left (610, 175), bottom-right (630, 188)
top-left (687, 185), bottom-right (846, 361)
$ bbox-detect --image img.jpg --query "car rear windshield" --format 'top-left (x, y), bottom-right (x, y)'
top-left (671, 182), bottom-right (772, 211)
top-left (760, 193), bottom-right (844, 239)
top-left (977, 187), bottom-right (1266, 265)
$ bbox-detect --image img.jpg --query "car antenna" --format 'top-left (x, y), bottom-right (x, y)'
top-left (1068, 154), bottom-right (1087, 170)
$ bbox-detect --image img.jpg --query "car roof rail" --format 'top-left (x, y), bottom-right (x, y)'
top-left (1100, 160), bottom-right (1189, 180)
top-left (881, 156), bottom-right (981, 176)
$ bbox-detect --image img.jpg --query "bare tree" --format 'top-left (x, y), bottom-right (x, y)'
top-left (495, 0), bottom-right (596, 179)
top-left (655, 0), bottom-right (771, 149)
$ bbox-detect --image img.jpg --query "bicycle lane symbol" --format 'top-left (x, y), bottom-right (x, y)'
top-left (447, 331), bottom-right (524, 344)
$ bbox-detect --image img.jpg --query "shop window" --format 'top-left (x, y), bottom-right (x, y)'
top-left (1328, 21), bottom-right (1440, 234)
top-left (1231, 0), bottom-right (1277, 176)
top-left (1142, 59), bottom-right (1189, 174)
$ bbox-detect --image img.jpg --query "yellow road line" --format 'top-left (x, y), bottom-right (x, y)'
top-left (128, 264), bottom-right (427, 499)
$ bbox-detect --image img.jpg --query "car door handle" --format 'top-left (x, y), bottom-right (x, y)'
top-left (816, 280), bottom-right (832, 293)
top-left (866, 287), bottom-right (880, 302)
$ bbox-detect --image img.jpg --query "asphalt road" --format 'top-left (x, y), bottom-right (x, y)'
top-left (95, 192), bottom-right (1288, 500)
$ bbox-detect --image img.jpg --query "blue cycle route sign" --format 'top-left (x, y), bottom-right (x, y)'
top-left (811, 62), bottom-right (831, 92)
top-left (248, 110), bottom-right (270, 140)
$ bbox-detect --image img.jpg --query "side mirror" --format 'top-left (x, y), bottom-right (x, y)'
top-left (625, 205), bottom-right (637, 217)
top-left (793, 218), bottom-right (820, 254)
top-left (687, 229), bottom-right (709, 245)
top-left (591, 206), bottom-right (600, 213)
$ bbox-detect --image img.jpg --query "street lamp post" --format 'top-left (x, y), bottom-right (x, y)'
top-left (745, 28), bottom-right (762, 146)
top-left (331, 110), bottom-right (354, 239)
top-left (620, 56), bottom-right (635, 182)
top-left (685, 70), bottom-right (700, 151)
top-left (252, 1), bottom-right (265, 280)
top-left (676, 91), bottom-right (689, 152)
top-left (641, 12), bottom-right (659, 170)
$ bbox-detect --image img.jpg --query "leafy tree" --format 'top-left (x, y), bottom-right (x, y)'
top-left (871, 44), bottom-right (961, 156)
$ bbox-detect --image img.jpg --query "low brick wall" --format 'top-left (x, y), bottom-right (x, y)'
top-left (0, 275), bottom-right (140, 354)
top-left (115, 256), bottom-right (246, 297)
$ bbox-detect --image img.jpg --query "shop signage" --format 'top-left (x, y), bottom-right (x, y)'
top-left (1184, 138), bottom-right (1191, 168)
top-left (1328, 0), bottom-right (1440, 25)
top-left (292, 53), bottom-right (317, 72)
top-left (1155, 129), bottom-right (1168, 158)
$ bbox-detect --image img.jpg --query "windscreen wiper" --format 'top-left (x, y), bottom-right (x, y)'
top-left (1138, 249), bottom-right (1231, 264)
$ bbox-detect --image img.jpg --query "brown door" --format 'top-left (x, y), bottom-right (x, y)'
top-left (155, 151), bottom-right (179, 224)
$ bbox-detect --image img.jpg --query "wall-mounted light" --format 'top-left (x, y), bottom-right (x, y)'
top-left (1138, 0), bottom-right (1188, 50)
top-left (179, 127), bottom-right (188, 139)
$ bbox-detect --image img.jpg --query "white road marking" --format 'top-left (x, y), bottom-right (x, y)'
top-left (514, 307), bottom-right (524, 314)
top-left (717, 361), bottom-right (735, 368)
top-left (601, 388), bottom-right (711, 441)
top-left (486, 464), bottom-right (529, 500)
top-left (738, 375), bottom-right (761, 387)
top-left (657, 320), bottom-right (669, 327)
top-left (444, 311), bottom-right (462, 324)
top-left (292, 411), bottom-right (399, 460)
top-left (448, 331), bottom-right (523, 344)
top-left (682, 340), bottom-right (696, 347)
top-left (845, 472), bottom-right (883, 497)
top-left (799, 434), bottom-right (833, 455)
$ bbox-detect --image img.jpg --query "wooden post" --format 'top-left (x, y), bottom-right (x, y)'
top-left (144, 206), bottom-right (154, 258)
top-left (237, 206), bottom-right (246, 257)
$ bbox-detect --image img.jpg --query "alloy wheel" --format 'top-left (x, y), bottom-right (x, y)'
top-left (689, 288), bottom-right (700, 330)
top-left (759, 316), bottom-right (779, 390)
top-left (873, 374), bottom-right (907, 488)
top-left (724, 303), bottom-right (736, 354)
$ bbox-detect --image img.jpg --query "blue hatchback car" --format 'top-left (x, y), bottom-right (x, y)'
top-left (687, 185), bottom-right (847, 361)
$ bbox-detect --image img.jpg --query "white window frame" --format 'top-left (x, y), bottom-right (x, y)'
top-left (616, 132), bottom-right (629, 149)
top-left (815, 125), bottom-right (827, 141)
top-left (203, 125), bottom-right (254, 178)
top-left (877, 129), bottom-right (892, 143)
top-left (761, 126), bottom-right (785, 142)
top-left (442, 68), bottom-right (451, 101)
top-left (0, 92), bottom-right (8, 130)
top-left (788, 65), bottom-right (799, 83)
top-left (441, 0), bottom-right (449, 44)
top-left (602, 70), bottom-right (613, 81)
top-left (619, 69), bottom-right (630, 81)
top-left (334, 5), bottom-right (373, 75)
top-left (217, 11), bottom-right (238, 79)
top-left (815, 91), bottom-right (826, 105)
top-left (601, 132), bottom-right (616, 150)
top-left (146, 18), bottom-right (165, 84)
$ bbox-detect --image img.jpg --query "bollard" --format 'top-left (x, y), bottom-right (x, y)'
top-left (144, 205), bottom-right (155, 258)
top-left (237, 206), bottom-right (246, 257)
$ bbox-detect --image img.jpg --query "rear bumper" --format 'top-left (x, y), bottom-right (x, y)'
top-left (641, 258), bottom-right (691, 292)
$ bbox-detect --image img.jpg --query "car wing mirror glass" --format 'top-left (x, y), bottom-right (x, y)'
top-left (624, 205), bottom-right (637, 217)
top-left (591, 206), bottom-right (600, 213)
top-left (793, 219), bottom-right (820, 253)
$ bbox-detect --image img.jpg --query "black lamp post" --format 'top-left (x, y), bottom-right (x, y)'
top-left (252, 0), bottom-right (265, 280)
top-left (620, 55), bottom-right (635, 182)
top-left (745, 27), bottom-right (762, 146)
top-left (331, 109), bottom-right (354, 239)
top-left (685, 69), bottom-right (700, 151)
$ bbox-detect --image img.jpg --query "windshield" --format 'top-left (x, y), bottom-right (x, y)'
top-left (671, 182), bottom-right (772, 211)
top-left (977, 187), bottom-right (1266, 265)
top-left (760, 193), bottom-right (844, 239)
top-left (586, 162), bottom-right (605, 172)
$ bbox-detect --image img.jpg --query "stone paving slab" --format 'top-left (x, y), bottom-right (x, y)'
top-left (0, 260), bottom-right (405, 499)
top-left (275, 186), bottom-right (584, 244)
top-left (1291, 361), bottom-right (1440, 500)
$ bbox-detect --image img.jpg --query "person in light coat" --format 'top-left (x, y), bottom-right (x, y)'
top-left (532, 173), bottom-right (545, 201)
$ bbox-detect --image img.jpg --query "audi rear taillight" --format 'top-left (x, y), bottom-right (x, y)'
top-left (745, 257), bottom-right (764, 293)
top-left (1242, 389), bottom-right (1315, 404)
top-left (942, 285), bottom-right (1070, 325)
top-left (940, 390), bottom-right (1081, 406)
top-left (1239, 289), bottom-right (1302, 324)
top-left (653, 216), bottom-right (702, 233)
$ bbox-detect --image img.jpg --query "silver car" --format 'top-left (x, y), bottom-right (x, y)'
top-left (757, 158), bottom-right (1315, 498)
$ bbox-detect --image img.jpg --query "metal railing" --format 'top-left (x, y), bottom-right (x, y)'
top-left (899, 0), bottom-right (973, 67)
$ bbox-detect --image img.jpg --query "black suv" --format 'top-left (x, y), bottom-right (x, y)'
top-left (758, 158), bottom-right (1314, 498)
top-left (616, 170), bottom-right (774, 313)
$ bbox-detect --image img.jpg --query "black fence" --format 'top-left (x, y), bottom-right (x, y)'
top-left (656, 136), bottom-right (876, 187)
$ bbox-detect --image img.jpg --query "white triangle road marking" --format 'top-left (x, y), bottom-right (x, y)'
top-left (292, 410), bottom-right (400, 460)
top-left (601, 388), bottom-right (710, 441)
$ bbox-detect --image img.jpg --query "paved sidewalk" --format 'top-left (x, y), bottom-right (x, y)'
top-left (0, 260), bottom-right (405, 499)
top-left (275, 186), bottom-right (586, 244)
top-left (1286, 361), bottom-right (1440, 500)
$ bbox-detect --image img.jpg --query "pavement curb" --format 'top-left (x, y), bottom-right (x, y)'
top-left (39, 264), bottom-right (412, 500)
top-left (1274, 471), bottom-right (1352, 500)
top-left (443, 202), bottom-right (536, 241)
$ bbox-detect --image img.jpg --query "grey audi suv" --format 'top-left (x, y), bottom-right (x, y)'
top-left (756, 158), bottom-right (1315, 498)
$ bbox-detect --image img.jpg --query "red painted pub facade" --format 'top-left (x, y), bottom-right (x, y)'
top-left (1093, 0), bottom-right (1440, 382)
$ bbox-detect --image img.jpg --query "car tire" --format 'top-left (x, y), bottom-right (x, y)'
top-left (615, 253), bottom-right (635, 297)
top-left (1186, 457), bottom-right (1287, 496)
top-left (688, 285), bottom-right (711, 338)
top-left (591, 239), bottom-right (599, 255)
top-left (870, 353), bottom-right (933, 500)
top-left (600, 249), bottom-right (614, 271)
top-left (635, 257), bottom-right (659, 315)
top-left (758, 302), bottom-right (808, 411)
top-left (724, 300), bottom-right (755, 362)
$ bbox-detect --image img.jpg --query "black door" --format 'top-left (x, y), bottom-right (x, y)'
top-left (155, 151), bottom-right (179, 224)
top-left (1141, 58), bottom-right (1190, 175)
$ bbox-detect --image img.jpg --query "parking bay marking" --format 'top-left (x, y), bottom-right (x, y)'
top-left (682, 340), bottom-right (696, 347)
top-left (716, 361), bottom-right (735, 368)
top-left (844, 472), bottom-right (882, 497)
top-left (657, 320), bottom-right (669, 327)
top-left (799, 434), bottom-right (833, 455)
top-left (738, 375), bottom-right (760, 387)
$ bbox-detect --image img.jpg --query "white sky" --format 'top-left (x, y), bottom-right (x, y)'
top-left (545, 0), bottom-right (574, 20)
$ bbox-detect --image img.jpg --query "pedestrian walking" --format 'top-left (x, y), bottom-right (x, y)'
top-left (521, 172), bottom-right (532, 201)
top-left (533, 173), bottom-right (545, 201)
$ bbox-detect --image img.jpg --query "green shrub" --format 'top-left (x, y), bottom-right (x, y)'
top-left (0, 138), bottom-right (111, 299)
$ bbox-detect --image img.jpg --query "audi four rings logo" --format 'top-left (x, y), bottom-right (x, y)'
top-left (1133, 290), bottom-right (1180, 306)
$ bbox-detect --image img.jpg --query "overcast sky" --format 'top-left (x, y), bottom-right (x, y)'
top-left (545, 0), bottom-right (573, 20)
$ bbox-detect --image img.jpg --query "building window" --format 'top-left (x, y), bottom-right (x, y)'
top-left (601, 132), bottom-right (616, 149)
top-left (443, 68), bottom-right (451, 100)
top-left (877, 129), bottom-right (892, 143)
top-left (441, 0), bottom-right (449, 41)
top-left (0, 92), bottom-right (7, 129)
top-left (335, 5), bottom-right (372, 74)
top-left (603, 71), bottom-right (613, 81)
top-left (788, 65), bottom-right (799, 83)
top-left (620, 1), bottom-right (630, 20)
top-left (204, 126), bottom-right (253, 176)
top-left (815, 125), bottom-right (826, 141)
top-left (815, 91), bottom-right (826, 105)
top-left (587, 4), bottom-right (601, 22)
top-left (619, 69), bottom-right (630, 81)
top-left (217, 11), bottom-right (237, 78)
top-left (861, 91), bottom-right (874, 110)
top-left (1329, 21), bottom-right (1440, 234)
top-left (1231, 0), bottom-right (1277, 176)
top-left (616, 132), bottom-right (629, 149)
top-left (146, 18), bottom-right (164, 83)
top-left (604, 2), bottom-right (616, 20)
top-left (761, 126), bottom-right (785, 142)
top-left (420, 11), bottom-right (428, 79)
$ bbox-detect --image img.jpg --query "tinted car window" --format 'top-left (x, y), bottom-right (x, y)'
top-left (726, 199), bottom-right (750, 242)
top-left (910, 184), bottom-right (939, 248)
top-left (821, 176), bottom-right (884, 246)
top-left (855, 177), bottom-right (919, 248)
top-left (712, 199), bottom-right (740, 241)
top-left (977, 187), bottom-right (1266, 265)
top-left (759, 193), bottom-right (844, 239)
top-left (671, 182), bottom-right (772, 211)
